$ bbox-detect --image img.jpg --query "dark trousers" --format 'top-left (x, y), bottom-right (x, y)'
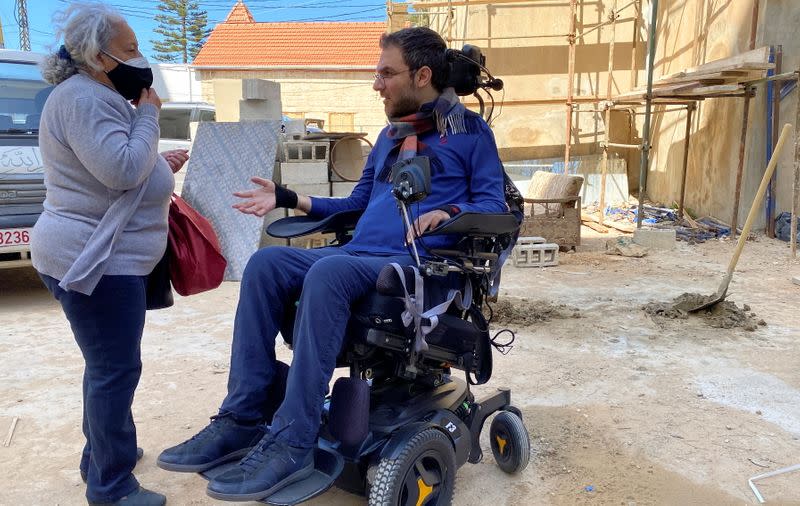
top-left (219, 246), bottom-right (413, 448)
top-left (40, 273), bottom-right (144, 504)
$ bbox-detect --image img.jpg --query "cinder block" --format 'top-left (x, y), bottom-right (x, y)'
top-left (283, 141), bottom-right (329, 163)
top-left (285, 182), bottom-right (330, 197)
top-left (516, 236), bottom-right (547, 246)
top-left (512, 243), bottom-right (559, 267)
top-left (242, 79), bottom-right (281, 101)
top-left (331, 182), bottom-right (357, 197)
top-left (633, 227), bottom-right (676, 250)
top-left (239, 100), bottom-right (281, 121)
top-left (281, 162), bottom-right (329, 185)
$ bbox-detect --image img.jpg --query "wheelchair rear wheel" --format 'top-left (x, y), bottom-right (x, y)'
top-left (368, 428), bottom-right (456, 506)
top-left (489, 411), bottom-right (530, 474)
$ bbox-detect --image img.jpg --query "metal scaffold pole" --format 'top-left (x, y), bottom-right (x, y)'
top-left (636, 0), bottom-right (658, 228)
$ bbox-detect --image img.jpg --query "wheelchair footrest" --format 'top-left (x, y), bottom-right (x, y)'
top-left (200, 447), bottom-right (344, 506)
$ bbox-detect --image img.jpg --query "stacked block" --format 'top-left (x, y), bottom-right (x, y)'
top-left (512, 236), bottom-right (559, 267)
top-left (283, 141), bottom-right (329, 163)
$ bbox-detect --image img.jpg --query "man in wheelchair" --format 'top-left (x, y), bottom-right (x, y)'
top-left (158, 27), bottom-right (526, 503)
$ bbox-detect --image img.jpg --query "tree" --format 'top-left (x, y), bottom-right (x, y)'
top-left (151, 0), bottom-right (210, 63)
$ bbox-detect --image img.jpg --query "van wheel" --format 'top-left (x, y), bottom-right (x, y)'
top-left (368, 428), bottom-right (456, 506)
top-left (489, 411), bottom-right (530, 474)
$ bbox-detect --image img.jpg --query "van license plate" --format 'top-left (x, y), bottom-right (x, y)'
top-left (0, 228), bottom-right (32, 249)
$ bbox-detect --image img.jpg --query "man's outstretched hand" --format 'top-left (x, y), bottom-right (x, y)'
top-left (232, 176), bottom-right (276, 217)
top-left (406, 209), bottom-right (451, 244)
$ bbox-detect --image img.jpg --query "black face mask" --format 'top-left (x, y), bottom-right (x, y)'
top-left (103, 52), bottom-right (153, 101)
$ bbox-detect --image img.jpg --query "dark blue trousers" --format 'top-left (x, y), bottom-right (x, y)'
top-left (40, 273), bottom-right (144, 504)
top-left (219, 246), bottom-right (413, 448)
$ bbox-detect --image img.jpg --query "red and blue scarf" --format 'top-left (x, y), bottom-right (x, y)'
top-left (386, 87), bottom-right (466, 162)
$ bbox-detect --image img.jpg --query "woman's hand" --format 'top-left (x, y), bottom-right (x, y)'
top-left (136, 88), bottom-right (162, 110)
top-left (232, 177), bottom-right (276, 217)
top-left (161, 149), bottom-right (189, 173)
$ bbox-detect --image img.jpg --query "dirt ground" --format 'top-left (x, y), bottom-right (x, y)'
top-left (2, 226), bottom-right (800, 506)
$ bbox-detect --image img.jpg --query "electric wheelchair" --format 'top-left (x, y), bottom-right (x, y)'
top-left (201, 45), bottom-right (529, 506)
top-left (201, 170), bottom-right (531, 506)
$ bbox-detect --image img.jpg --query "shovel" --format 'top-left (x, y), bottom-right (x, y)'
top-left (686, 122), bottom-right (793, 313)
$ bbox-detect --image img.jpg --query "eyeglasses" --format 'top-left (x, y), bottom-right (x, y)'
top-left (373, 68), bottom-right (415, 84)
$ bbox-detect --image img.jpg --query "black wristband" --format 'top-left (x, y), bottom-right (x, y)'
top-left (274, 184), bottom-right (298, 209)
top-left (436, 204), bottom-right (461, 217)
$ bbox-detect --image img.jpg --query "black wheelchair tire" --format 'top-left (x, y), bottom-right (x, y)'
top-left (368, 428), bottom-right (456, 506)
top-left (489, 411), bottom-right (530, 474)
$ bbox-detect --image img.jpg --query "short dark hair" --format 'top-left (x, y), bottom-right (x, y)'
top-left (380, 27), bottom-right (449, 92)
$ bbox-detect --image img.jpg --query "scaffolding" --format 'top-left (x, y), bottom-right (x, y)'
top-left (400, 0), bottom-right (799, 253)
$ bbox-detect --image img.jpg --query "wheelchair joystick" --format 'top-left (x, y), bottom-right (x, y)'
top-left (391, 156), bottom-right (432, 268)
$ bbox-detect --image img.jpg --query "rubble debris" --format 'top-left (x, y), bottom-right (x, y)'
top-left (642, 293), bottom-right (765, 331)
top-left (605, 237), bottom-right (648, 257)
top-left (584, 202), bottom-right (733, 243)
top-left (488, 297), bottom-right (581, 326)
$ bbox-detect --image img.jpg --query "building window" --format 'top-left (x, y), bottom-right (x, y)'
top-left (328, 112), bottom-right (355, 132)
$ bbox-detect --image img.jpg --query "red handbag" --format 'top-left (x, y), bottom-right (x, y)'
top-left (167, 193), bottom-right (227, 296)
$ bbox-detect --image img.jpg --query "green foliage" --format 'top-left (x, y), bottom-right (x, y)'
top-left (151, 0), bottom-right (210, 63)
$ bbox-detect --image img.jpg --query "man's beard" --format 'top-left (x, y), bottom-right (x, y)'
top-left (389, 92), bottom-right (421, 118)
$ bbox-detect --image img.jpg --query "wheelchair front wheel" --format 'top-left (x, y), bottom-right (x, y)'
top-left (489, 410), bottom-right (530, 474)
top-left (368, 428), bottom-right (456, 506)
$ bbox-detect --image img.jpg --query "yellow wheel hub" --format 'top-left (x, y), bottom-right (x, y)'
top-left (415, 476), bottom-right (434, 506)
top-left (495, 435), bottom-right (508, 455)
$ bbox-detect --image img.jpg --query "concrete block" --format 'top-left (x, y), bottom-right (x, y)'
top-left (633, 227), bottom-right (676, 250)
top-left (285, 182), bottom-right (330, 197)
top-left (332, 182), bottom-right (357, 197)
top-left (283, 141), bottom-right (329, 163)
top-left (512, 243), bottom-right (559, 267)
top-left (281, 162), bottom-right (329, 185)
top-left (211, 78), bottom-right (282, 121)
top-left (239, 100), bottom-right (281, 121)
top-left (242, 79), bottom-right (281, 101)
top-left (516, 236), bottom-right (547, 246)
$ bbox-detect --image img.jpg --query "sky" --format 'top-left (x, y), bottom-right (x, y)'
top-left (0, 0), bottom-right (389, 59)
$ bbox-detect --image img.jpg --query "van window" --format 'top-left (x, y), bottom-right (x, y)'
top-left (198, 109), bottom-right (215, 123)
top-left (0, 60), bottom-right (53, 133)
top-left (158, 108), bottom-right (191, 140)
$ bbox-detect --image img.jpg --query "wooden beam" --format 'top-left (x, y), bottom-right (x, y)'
top-left (659, 47), bottom-right (772, 80)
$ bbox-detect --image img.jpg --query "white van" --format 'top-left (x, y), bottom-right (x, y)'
top-left (157, 101), bottom-right (216, 153)
top-left (0, 50), bottom-right (51, 269)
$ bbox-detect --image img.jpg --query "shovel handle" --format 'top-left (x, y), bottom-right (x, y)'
top-left (726, 123), bottom-right (793, 277)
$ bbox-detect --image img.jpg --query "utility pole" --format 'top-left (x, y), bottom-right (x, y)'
top-left (16, 0), bottom-right (30, 51)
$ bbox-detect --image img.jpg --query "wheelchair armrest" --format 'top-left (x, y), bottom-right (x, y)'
top-left (266, 208), bottom-right (366, 239)
top-left (422, 212), bottom-right (519, 238)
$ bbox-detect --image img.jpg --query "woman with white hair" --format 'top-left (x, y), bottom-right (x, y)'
top-left (32, 3), bottom-right (187, 505)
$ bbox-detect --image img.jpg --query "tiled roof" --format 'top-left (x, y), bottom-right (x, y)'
top-left (224, 1), bottom-right (254, 24)
top-left (193, 1), bottom-right (385, 68)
